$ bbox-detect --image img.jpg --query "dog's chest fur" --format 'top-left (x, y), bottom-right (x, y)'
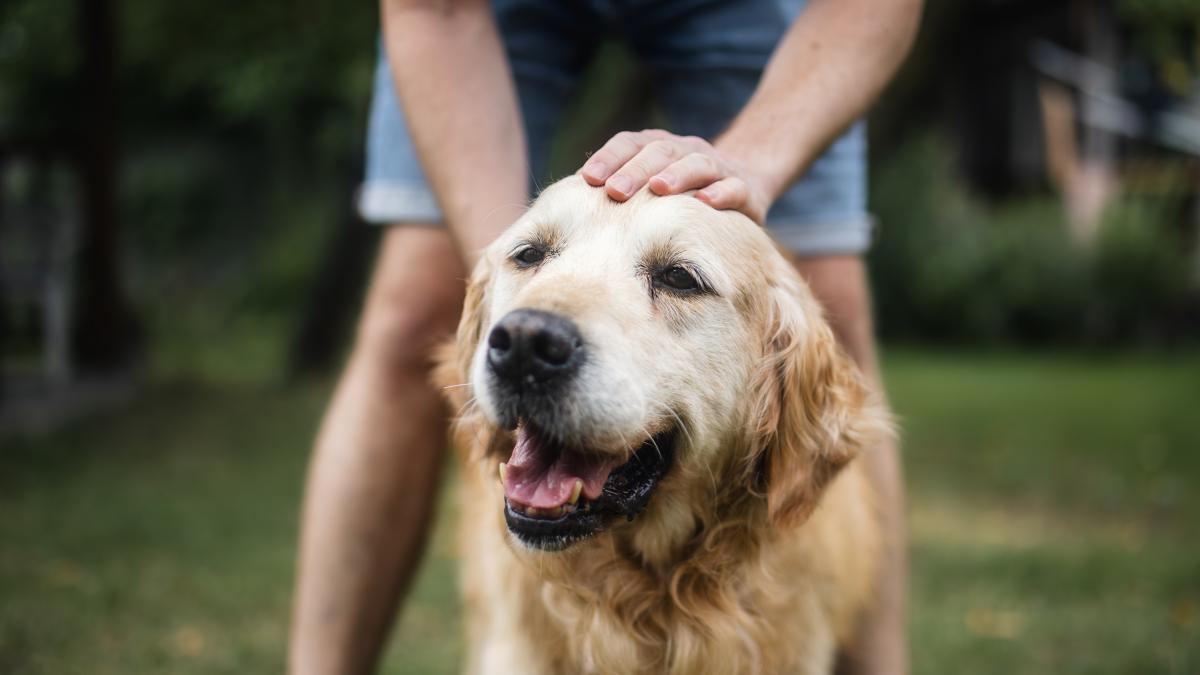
top-left (456, 460), bottom-right (878, 675)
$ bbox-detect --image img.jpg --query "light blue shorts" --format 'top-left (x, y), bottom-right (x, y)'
top-left (360, 0), bottom-right (872, 256)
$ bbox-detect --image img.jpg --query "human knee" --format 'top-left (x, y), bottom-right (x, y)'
top-left (824, 300), bottom-right (874, 356)
top-left (793, 257), bottom-right (877, 369)
top-left (354, 295), bottom-right (461, 377)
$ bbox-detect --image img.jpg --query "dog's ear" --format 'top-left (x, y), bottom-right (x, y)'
top-left (749, 276), bottom-right (888, 528)
top-left (433, 254), bottom-right (492, 411)
top-left (434, 255), bottom-right (508, 461)
top-left (456, 254), bottom-right (492, 379)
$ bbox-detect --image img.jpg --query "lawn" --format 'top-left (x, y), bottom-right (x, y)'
top-left (1, 351), bottom-right (1197, 673)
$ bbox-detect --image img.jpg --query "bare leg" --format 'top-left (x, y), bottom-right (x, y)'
top-left (289, 227), bottom-right (466, 675)
top-left (793, 256), bottom-right (908, 675)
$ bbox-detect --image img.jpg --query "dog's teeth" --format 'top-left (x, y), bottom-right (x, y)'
top-left (547, 506), bottom-right (564, 518)
top-left (526, 506), bottom-right (542, 518)
top-left (568, 479), bottom-right (583, 505)
top-left (498, 462), bottom-right (508, 484)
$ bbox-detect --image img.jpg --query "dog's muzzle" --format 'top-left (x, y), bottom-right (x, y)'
top-left (483, 309), bottom-right (676, 551)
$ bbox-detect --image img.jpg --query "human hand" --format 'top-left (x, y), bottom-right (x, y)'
top-left (578, 129), bottom-right (773, 225)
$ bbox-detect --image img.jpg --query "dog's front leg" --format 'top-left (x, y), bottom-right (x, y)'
top-left (467, 629), bottom-right (557, 675)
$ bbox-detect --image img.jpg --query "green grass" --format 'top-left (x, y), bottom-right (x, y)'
top-left (887, 351), bottom-right (1200, 674)
top-left (1, 351), bottom-right (1198, 673)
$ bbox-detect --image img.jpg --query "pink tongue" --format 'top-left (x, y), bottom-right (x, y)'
top-left (503, 428), bottom-right (621, 509)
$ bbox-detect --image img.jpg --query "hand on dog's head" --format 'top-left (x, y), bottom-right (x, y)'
top-left (437, 176), bottom-right (890, 557)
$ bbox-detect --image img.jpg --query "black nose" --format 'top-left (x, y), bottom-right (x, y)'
top-left (487, 309), bottom-right (583, 386)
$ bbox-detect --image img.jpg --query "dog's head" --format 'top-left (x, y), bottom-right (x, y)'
top-left (445, 176), bottom-right (887, 554)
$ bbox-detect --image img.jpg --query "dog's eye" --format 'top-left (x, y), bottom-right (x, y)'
top-left (656, 265), bottom-right (699, 292)
top-left (514, 247), bottom-right (546, 267)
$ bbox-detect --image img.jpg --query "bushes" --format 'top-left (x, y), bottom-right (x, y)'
top-left (869, 135), bottom-right (1200, 346)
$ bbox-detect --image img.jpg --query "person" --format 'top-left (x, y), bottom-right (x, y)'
top-left (288, 0), bottom-right (922, 673)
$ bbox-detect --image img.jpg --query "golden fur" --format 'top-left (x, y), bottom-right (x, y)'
top-left (436, 176), bottom-right (891, 675)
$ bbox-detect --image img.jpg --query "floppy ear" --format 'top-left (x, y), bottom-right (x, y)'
top-left (432, 255), bottom-right (492, 412)
top-left (433, 255), bottom-right (511, 462)
top-left (749, 277), bottom-right (890, 528)
top-left (456, 255), bottom-right (493, 378)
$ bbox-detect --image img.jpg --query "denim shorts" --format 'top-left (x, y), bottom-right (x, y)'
top-left (360, 0), bottom-right (872, 256)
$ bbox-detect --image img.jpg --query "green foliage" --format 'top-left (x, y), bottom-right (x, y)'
top-left (870, 135), bottom-right (1200, 345)
top-left (1116, 0), bottom-right (1200, 22)
top-left (0, 0), bottom-right (78, 140)
top-left (2, 0), bottom-right (379, 378)
top-left (1114, 0), bottom-right (1200, 83)
top-left (3, 0), bottom-right (375, 141)
top-left (1091, 200), bottom-right (1196, 339)
top-left (6, 0), bottom-right (1197, 377)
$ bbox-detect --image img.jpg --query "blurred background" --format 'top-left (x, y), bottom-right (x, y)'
top-left (1, 0), bottom-right (1198, 672)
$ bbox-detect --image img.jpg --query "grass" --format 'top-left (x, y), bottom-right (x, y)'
top-left (1, 350), bottom-right (1197, 673)
top-left (887, 351), bottom-right (1200, 674)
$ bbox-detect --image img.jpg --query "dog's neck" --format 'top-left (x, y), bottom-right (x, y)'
top-left (633, 491), bottom-right (767, 570)
top-left (513, 484), bottom-right (783, 674)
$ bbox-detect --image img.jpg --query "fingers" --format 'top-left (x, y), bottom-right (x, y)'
top-left (578, 130), bottom-right (765, 221)
top-left (696, 176), bottom-right (750, 211)
top-left (603, 139), bottom-right (690, 201)
top-left (581, 131), bottom-right (710, 202)
top-left (648, 152), bottom-right (723, 196)
top-left (579, 130), bottom-right (671, 187)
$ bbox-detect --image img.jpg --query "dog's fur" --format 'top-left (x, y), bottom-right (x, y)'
top-left (436, 176), bottom-right (890, 675)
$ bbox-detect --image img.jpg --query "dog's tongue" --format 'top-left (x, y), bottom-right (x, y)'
top-left (503, 428), bottom-right (621, 509)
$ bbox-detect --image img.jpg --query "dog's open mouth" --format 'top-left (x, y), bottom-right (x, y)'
top-left (501, 425), bottom-right (675, 551)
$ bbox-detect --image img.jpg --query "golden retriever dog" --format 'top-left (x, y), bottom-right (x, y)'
top-left (436, 175), bottom-right (890, 675)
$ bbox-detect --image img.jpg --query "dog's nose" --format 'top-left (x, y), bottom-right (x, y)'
top-left (487, 309), bottom-right (583, 386)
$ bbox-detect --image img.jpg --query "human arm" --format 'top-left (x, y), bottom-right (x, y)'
top-left (381, 0), bottom-right (529, 264)
top-left (579, 0), bottom-right (924, 225)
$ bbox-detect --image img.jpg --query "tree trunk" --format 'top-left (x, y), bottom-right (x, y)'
top-left (73, 0), bottom-right (141, 371)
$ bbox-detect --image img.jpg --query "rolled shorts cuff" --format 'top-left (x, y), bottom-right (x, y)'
top-left (357, 181), bottom-right (444, 224)
top-left (767, 216), bottom-right (876, 257)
